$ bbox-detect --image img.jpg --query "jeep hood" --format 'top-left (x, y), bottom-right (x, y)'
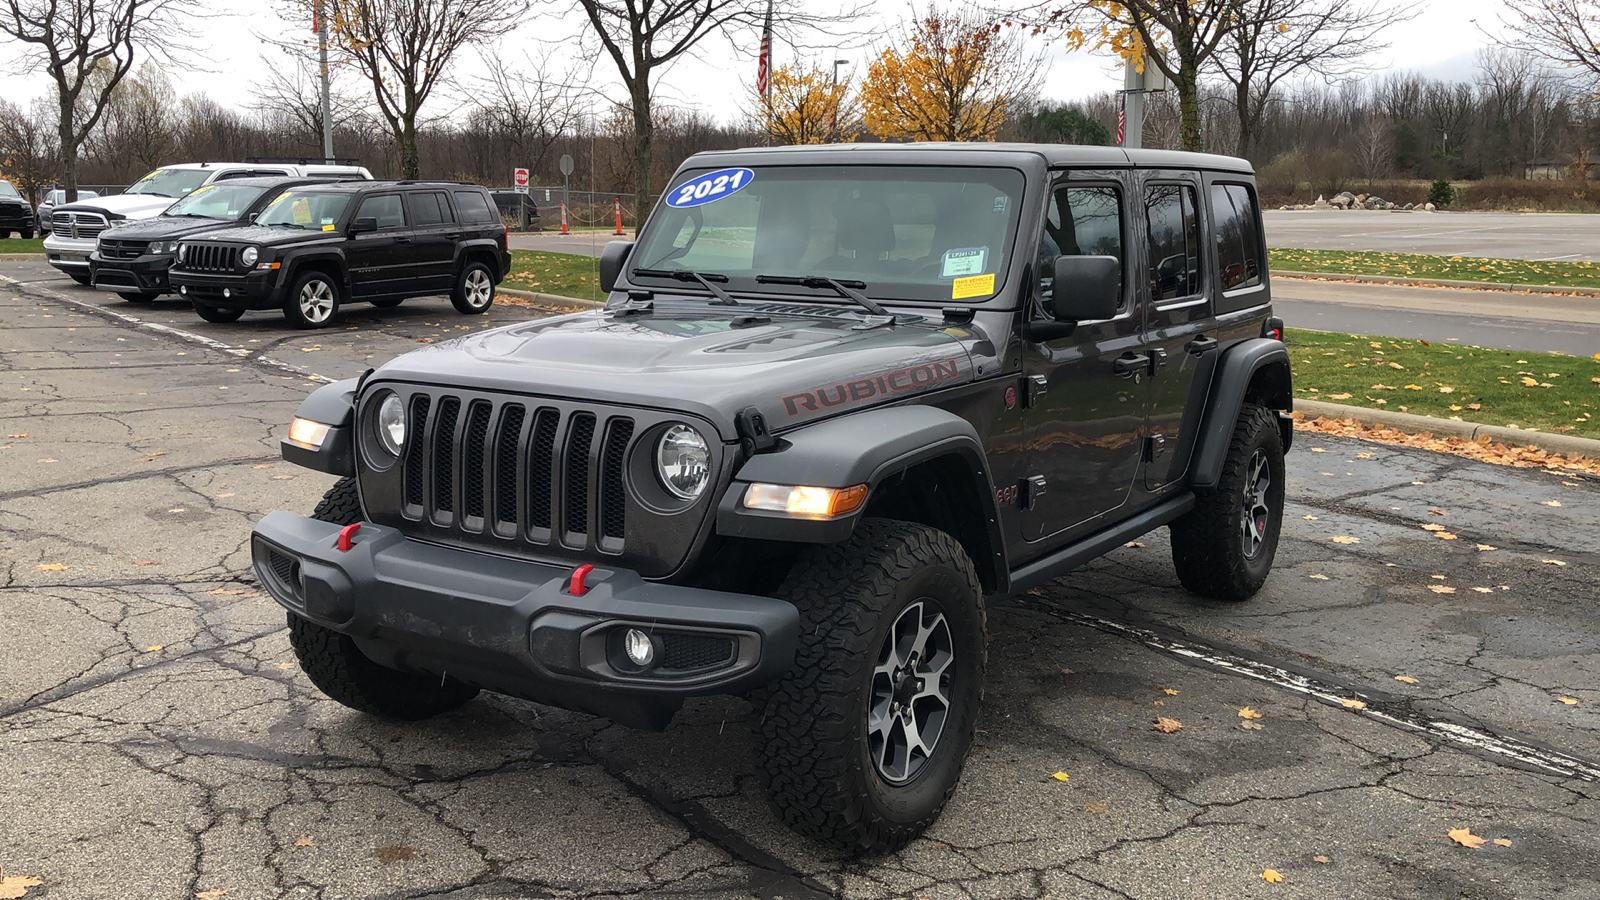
top-left (368, 305), bottom-right (982, 440)
top-left (57, 194), bottom-right (176, 219)
top-left (186, 224), bottom-right (340, 248)
top-left (100, 216), bottom-right (233, 240)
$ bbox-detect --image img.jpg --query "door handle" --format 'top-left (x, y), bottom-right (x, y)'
top-left (1113, 354), bottom-right (1151, 378)
top-left (1186, 335), bottom-right (1219, 355)
top-left (394, 236), bottom-right (412, 243)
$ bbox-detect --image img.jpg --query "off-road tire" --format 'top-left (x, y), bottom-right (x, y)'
top-left (119, 291), bottom-right (161, 302)
top-left (1169, 401), bottom-right (1285, 601)
top-left (20, 228), bottom-right (33, 239)
top-left (371, 297), bottom-right (404, 309)
top-left (68, 272), bottom-right (91, 285)
top-left (282, 270), bottom-right (341, 329)
top-left (287, 477), bottom-right (479, 720)
top-left (450, 260), bottom-right (495, 315)
top-left (754, 518), bottom-right (986, 854)
top-left (193, 301), bottom-right (244, 323)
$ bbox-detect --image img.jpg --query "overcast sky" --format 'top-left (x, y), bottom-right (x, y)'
top-left (0, 0), bottom-right (1510, 124)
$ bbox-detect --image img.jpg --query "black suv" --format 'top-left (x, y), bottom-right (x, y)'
top-left (168, 181), bottom-right (511, 328)
top-left (89, 177), bottom-right (355, 302)
top-left (251, 145), bottom-right (1292, 853)
top-left (0, 180), bottom-right (35, 238)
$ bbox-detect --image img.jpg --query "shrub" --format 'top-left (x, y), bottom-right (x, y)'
top-left (1428, 179), bottom-right (1456, 209)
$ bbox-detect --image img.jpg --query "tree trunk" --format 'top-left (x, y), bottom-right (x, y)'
top-left (1234, 80), bottom-right (1252, 159)
top-left (399, 115), bottom-right (420, 180)
top-left (631, 81), bottom-right (653, 226)
top-left (1177, 59), bottom-right (1202, 152)
top-left (57, 94), bottom-right (78, 203)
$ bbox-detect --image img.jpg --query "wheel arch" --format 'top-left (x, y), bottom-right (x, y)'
top-left (454, 241), bottom-right (503, 280)
top-left (284, 253), bottom-right (349, 292)
top-left (1188, 338), bottom-right (1293, 490)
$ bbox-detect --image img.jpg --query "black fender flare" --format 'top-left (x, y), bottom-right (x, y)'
top-left (281, 377), bottom-right (358, 476)
top-left (451, 239), bottom-right (502, 269)
top-left (281, 251), bottom-right (349, 290)
top-left (1188, 338), bottom-right (1293, 489)
top-left (715, 405), bottom-right (1008, 585)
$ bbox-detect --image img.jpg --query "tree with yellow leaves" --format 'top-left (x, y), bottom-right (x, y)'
top-left (862, 8), bottom-right (1043, 143)
top-left (749, 63), bottom-right (861, 144)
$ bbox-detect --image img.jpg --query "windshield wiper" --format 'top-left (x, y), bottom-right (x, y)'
top-left (631, 267), bottom-right (739, 306)
top-left (754, 274), bottom-right (891, 317)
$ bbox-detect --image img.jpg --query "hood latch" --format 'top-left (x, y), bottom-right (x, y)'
top-left (735, 406), bottom-right (778, 456)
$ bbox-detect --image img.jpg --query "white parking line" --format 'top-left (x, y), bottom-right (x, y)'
top-left (2, 274), bottom-right (335, 384)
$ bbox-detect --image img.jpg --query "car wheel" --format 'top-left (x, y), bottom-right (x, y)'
top-left (68, 272), bottom-right (91, 285)
top-left (371, 298), bottom-right (404, 309)
top-left (283, 270), bottom-right (340, 329)
top-left (20, 228), bottom-right (33, 240)
top-left (119, 291), bottom-right (162, 302)
top-left (1169, 401), bottom-right (1286, 601)
top-left (450, 260), bottom-right (495, 314)
top-left (753, 518), bottom-right (986, 854)
top-left (192, 301), bottom-right (244, 323)
top-left (287, 477), bottom-right (479, 720)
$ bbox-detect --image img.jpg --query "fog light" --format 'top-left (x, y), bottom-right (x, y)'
top-left (624, 628), bottom-right (655, 667)
top-left (179, 285), bottom-right (187, 295)
top-left (223, 288), bottom-right (232, 299)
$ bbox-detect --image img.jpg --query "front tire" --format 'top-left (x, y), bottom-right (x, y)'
top-left (450, 260), bottom-right (495, 314)
top-left (1169, 401), bottom-right (1286, 600)
top-left (20, 228), bottom-right (33, 239)
top-left (754, 518), bottom-right (986, 854)
top-left (282, 270), bottom-right (340, 329)
top-left (287, 477), bottom-right (479, 720)
top-left (193, 301), bottom-right (244, 323)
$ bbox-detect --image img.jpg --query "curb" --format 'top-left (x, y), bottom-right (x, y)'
top-left (1296, 398), bottom-right (1600, 459)
top-left (497, 288), bottom-right (604, 311)
top-left (1273, 270), bottom-right (1600, 297)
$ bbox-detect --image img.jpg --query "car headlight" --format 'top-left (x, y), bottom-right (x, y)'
top-left (374, 392), bottom-right (405, 456)
top-left (656, 424), bottom-right (710, 500)
top-left (151, 241), bottom-right (174, 254)
top-left (176, 242), bottom-right (187, 261)
top-left (240, 246), bottom-right (258, 267)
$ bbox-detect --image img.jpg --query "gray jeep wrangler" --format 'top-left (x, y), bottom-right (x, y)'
top-left (253, 144), bottom-right (1292, 853)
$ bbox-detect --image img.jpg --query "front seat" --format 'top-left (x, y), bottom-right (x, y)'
top-left (822, 196), bottom-right (896, 273)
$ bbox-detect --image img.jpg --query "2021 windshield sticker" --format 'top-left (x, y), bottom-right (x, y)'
top-left (666, 168), bottom-right (755, 208)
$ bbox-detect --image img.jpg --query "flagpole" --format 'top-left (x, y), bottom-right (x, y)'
top-left (758, 0), bottom-right (772, 146)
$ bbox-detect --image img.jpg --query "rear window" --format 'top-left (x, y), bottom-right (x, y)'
top-left (1212, 183), bottom-right (1264, 293)
top-left (408, 191), bottom-right (453, 226)
top-left (453, 190), bottom-right (496, 224)
top-left (1144, 183), bottom-right (1202, 302)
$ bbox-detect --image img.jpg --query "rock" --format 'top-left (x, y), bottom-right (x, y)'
top-left (1403, 202), bottom-right (1414, 210)
top-left (1279, 204), bottom-right (1290, 211)
top-left (1424, 202), bottom-right (1436, 211)
top-left (1331, 191), bottom-right (1356, 209)
top-left (1356, 192), bottom-right (1369, 203)
top-left (1385, 201), bottom-right (1396, 210)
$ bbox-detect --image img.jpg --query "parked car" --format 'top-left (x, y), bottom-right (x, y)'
top-left (489, 190), bottom-right (539, 227)
top-left (37, 188), bottom-right (101, 235)
top-left (0, 180), bottom-right (36, 239)
top-left (89, 177), bottom-right (356, 302)
top-left (169, 180), bottom-right (510, 327)
top-left (249, 143), bottom-right (1293, 852)
top-left (44, 161), bottom-right (372, 284)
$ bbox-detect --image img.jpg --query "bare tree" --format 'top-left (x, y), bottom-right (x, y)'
top-left (251, 50), bottom-right (370, 152)
top-left (84, 61), bottom-right (179, 179)
top-left (285, 0), bottom-right (530, 178)
top-left (1209, 0), bottom-right (1412, 158)
top-left (0, 0), bottom-right (194, 200)
top-left (468, 50), bottom-right (591, 179)
top-left (1350, 115), bottom-right (1392, 184)
top-left (0, 97), bottom-right (58, 204)
top-left (572, 0), bottom-right (854, 215)
top-left (1500, 0), bottom-right (1600, 91)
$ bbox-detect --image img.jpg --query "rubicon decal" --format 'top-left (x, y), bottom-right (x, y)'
top-left (782, 358), bottom-right (964, 416)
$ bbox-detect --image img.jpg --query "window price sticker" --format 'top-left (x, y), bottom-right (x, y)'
top-left (952, 273), bottom-right (996, 299)
top-left (941, 247), bottom-right (988, 278)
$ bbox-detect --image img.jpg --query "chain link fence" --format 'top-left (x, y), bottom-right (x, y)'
top-left (520, 187), bottom-right (656, 231)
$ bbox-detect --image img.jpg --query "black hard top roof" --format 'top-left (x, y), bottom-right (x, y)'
top-left (279, 180), bottom-right (487, 193)
top-left (684, 142), bottom-right (1254, 174)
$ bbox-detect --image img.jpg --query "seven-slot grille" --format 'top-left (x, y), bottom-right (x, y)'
top-left (180, 243), bottom-right (239, 272)
top-left (52, 211), bottom-right (108, 240)
top-left (98, 239), bottom-right (149, 259)
top-left (400, 392), bottom-right (637, 553)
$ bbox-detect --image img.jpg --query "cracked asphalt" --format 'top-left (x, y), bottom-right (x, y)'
top-left (3, 260), bottom-right (1598, 900)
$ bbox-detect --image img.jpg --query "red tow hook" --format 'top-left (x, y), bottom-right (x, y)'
top-left (568, 564), bottom-right (595, 596)
top-left (336, 522), bottom-right (362, 552)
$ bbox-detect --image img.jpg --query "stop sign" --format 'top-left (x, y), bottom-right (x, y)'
top-left (513, 168), bottom-right (529, 193)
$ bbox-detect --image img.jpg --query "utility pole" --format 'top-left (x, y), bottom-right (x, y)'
top-left (1120, 58), bottom-right (1169, 151)
top-left (830, 58), bottom-right (847, 138)
top-left (317, 0), bottom-right (335, 164)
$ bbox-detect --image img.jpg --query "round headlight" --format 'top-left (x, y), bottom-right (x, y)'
top-left (176, 242), bottom-right (187, 260)
top-left (375, 392), bottom-right (405, 456)
top-left (656, 424), bottom-right (710, 500)
top-left (240, 246), bottom-right (259, 267)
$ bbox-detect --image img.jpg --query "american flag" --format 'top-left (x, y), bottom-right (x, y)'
top-left (756, 1), bottom-right (772, 98)
top-left (1117, 92), bottom-right (1126, 146)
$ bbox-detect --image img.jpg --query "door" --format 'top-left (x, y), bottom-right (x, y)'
top-left (1138, 173), bottom-right (1216, 489)
top-left (349, 193), bottom-right (411, 297)
top-left (405, 191), bottom-right (458, 292)
top-left (1021, 174), bottom-right (1148, 542)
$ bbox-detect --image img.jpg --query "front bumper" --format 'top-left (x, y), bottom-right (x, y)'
top-left (91, 252), bottom-right (175, 294)
top-left (251, 512), bottom-right (799, 729)
top-left (43, 234), bottom-right (94, 270)
top-left (0, 212), bottom-right (32, 231)
top-left (169, 268), bottom-right (284, 309)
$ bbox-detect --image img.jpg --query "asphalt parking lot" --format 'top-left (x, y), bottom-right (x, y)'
top-left (3, 263), bottom-right (1599, 900)
top-left (1263, 210), bottom-right (1600, 262)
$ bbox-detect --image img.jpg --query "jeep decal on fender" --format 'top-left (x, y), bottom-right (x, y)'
top-left (781, 357), bottom-right (965, 417)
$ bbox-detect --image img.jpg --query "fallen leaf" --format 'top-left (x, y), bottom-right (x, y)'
top-left (1420, 523), bottom-right (1447, 532)
top-left (1341, 697), bottom-right (1368, 709)
top-left (144, 645), bottom-right (163, 652)
top-left (277, 662), bottom-right (294, 670)
top-left (35, 563), bottom-right (67, 571)
top-left (1330, 536), bottom-right (1359, 544)
top-left (1389, 362), bottom-right (1405, 370)
top-left (1438, 386), bottom-right (1455, 393)
top-left (1081, 800), bottom-right (1111, 815)
top-left (1152, 717), bottom-right (1184, 733)
top-left (1051, 771), bottom-right (1071, 782)
top-left (1542, 559), bottom-right (1568, 567)
top-left (295, 837), bottom-right (315, 847)
top-left (1429, 585), bottom-right (1458, 594)
top-left (1238, 707), bottom-right (1263, 719)
top-left (1448, 827), bottom-right (1487, 849)
top-left (0, 869), bottom-right (44, 899)
top-left (1152, 699), bottom-right (1165, 706)
top-left (1476, 544), bottom-right (1497, 552)
top-left (1559, 697), bottom-right (1579, 705)
top-left (1262, 869), bottom-right (1285, 883)
top-left (1431, 574), bottom-right (1446, 579)
top-left (133, 560), bottom-right (156, 566)
top-left (6, 433), bottom-right (25, 439)
top-left (1309, 447), bottom-right (1327, 452)
top-left (1394, 675), bottom-right (1419, 684)
top-left (1124, 541), bottom-right (1145, 548)
top-left (1302, 514), bottom-right (1319, 520)
top-left (1308, 573), bottom-right (1329, 580)
top-left (1436, 532), bottom-right (1458, 540)
top-left (1404, 383), bottom-right (1423, 391)
top-left (1541, 500), bottom-right (1563, 507)
top-left (1313, 855), bottom-right (1330, 863)
top-left (250, 464), bottom-right (272, 469)
top-left (1493, 838), bottom-right (1512, 847)
top-left (139, 451), bottom-right (167, 461)
top-left (1355, 451), bottom-right (1375, 459)
top-left (375, 845), bottom-right (418, 863)
top-left (1467, 403), bottom-right (1481, 410)
top-left (1241, 720), bottom-right (1265, 730)
top-left (1472, 587), bottom-right (1495, 594)
top-left (1521, 376), bottom-right (1539, 387)
top-left (1162, 688), bottom-right (1179, 695)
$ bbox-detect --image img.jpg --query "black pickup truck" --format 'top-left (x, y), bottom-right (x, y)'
top-left (251, 144), bottom-right (1292, 853)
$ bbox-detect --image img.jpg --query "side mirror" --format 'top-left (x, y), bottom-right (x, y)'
top-left (1050, 255), bottom-right (1121, 321)
top-left (349, 216), bottom-right (377, 235)
top-left (598, 240), bottom-right (633, 294)
top-left (247, 212), bottom-right (258, 223)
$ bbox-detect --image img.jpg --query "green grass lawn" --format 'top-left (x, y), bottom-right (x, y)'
top-left (503, 249), bottom-right (603, 302)
top-left (1270, 247), bottom-right (1600, 288)
top-left (1287, 328), bottom-right (1600, 439)
top-left (0, 238), bottom-right (44, 254)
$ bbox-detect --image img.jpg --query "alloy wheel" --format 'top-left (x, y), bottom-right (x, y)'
top-left (465, 268), bottom-right (492, 309)
top-left (299, 280), bottom-right (335, 323)
top-left (1240, 448), bottom-right (1271, 560)
top-left (868, 599), bottom-right (955, 784)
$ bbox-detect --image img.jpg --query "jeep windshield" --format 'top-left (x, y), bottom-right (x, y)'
top-left (163, 183), bottom-right (271, 220)
top-left (254, 190), bottom-right (353, 230)
top-left (630, 165), bottom-right (1025, 304)
top-left (127, 168), bottom-right (213, 199)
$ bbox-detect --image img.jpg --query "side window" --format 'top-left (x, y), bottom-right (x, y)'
top-left (453, 191), bottom-right (495, 224)
top-left (1144, 183), bottom-right (1202, 301)
top-left (407, 192), bottom-right (453, 226)
top-left (1036, 184), bottom-right (1123, 310)
top-left (356, 194), bottom-right (406, 229)
top-left (1212, 183), bottom-right (1264, 292)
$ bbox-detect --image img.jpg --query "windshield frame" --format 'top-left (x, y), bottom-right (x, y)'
top-left (626, 163), bottom-right (1029, 307)
top-left (126, 168), bottom-right (214, 199)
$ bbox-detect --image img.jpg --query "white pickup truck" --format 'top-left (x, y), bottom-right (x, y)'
top-left (44, 161), bottom-right (371, 283)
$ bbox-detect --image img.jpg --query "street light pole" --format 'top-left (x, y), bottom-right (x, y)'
top-left (830, 58), bottom-right (848, 139)
top-left (317, 0), bottom-right (334, 164)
